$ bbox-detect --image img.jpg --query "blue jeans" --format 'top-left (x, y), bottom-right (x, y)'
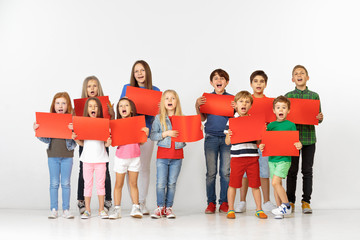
top-left (48, 157), bottom-right (73, 210)
top-left (204, 134), bottom-right (231, 205)
top-left (156, 158), bottom-right (182, 207)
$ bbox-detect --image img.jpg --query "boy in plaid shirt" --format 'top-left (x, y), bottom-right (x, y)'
top-left (285, 65), bottom-right (324, 213)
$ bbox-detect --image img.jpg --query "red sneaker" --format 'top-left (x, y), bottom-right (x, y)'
top-left (219, 202), bottom-right (229, 213)
top-left (205, 202), bottom-right (216, 214)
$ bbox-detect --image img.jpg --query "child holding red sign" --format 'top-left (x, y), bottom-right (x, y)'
top-left (109, 98), bottom-right (149, 219)
top-left (34, 92), bottom-right (76, 219)
top-left (150, 90), bottom-right (186, 219)
top-left (76, 76), bottom-right (114, 214)
top-left (259, 96), bottom-right (302, 219)
top-left (72, 97), bottom-right (112, 219)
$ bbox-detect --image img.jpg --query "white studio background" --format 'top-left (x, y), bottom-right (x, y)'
top-left (0, 0), bottom-right (359, 211)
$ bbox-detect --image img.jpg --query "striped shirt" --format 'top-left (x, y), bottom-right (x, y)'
top-left (224, 113), bottom-right (259, 158)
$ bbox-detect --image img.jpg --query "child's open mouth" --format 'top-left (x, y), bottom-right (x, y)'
top-left (91, 91), bottom-right (95, 95)
top-left (91, 111), bottom-right (96, 117)
top-left (168, 103), bottom-right (173, 107)
top-left (279, 113), bottom-right (284, 117)
top-left (256, 87), bottom-right (261, 90)
top-left (241, 107), bottom-right (246, 111)
top-left (216, 84), bottom-right (222, 88)
top-left (58, 109), bottom-right (63, 113)
top-left (122, 110), bottom-right (127, 114)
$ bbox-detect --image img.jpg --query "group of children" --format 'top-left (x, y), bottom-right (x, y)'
top-left (34, 62), bottom-right (323, 220)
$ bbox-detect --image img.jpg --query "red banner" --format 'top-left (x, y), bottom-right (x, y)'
top-left (73, 116), bottom-right (110, 141)
top-left (110, 116), bottom-right (147, 146)
top-left (199, 93), bottom-right (235, 117)
top-left (35, 112), bottom-right (72, 139)
top-left (171, 115), bottom-right (204, 142)
top-left (261, 131), bottom-right (300, 156)
top-left (125, 86), bottom-right (162, 116)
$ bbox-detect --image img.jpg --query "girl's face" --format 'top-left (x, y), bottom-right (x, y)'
top-left (118, 99), bottom-right (132, 118)
top-left (133, 63), bottom-right (146, 87)
top-left (54, 97), bottom-right (68, 114)
top-left (87, 80), bottom-right (99, 97)
top-left (164, 92), bottom-right (177, 112)
top-left (87, 100), bottom-right (99, 118)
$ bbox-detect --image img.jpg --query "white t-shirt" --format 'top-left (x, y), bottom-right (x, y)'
top-left (80, 140), bottom-right (109, 163)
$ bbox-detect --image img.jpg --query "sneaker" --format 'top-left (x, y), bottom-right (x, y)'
top-left (109, 206), bottom-right (121, 219)
top-left (301, 201), bottom-right (312, 214)
top-left (165, 207), bottom-right (176, 219)
top-left (289, 202), bottom-right (295, 213)
top-left (81, 210), bottom-right (91, 219)
top-left (205, 202), bottom-right (216, 214)
top-left (255, 210), bottom-right (268, 219)
top-left (271, 203), bottom-right (292, 216)
top-left (99, 210), bottom-right (109, 219)
top-left (62, 210), bottom-right (74, 219)
top-left (226, 210), bottom-right (236, 219)
top-left (130, 204), bottom-right (143, 218)
top-left (234, 201), bottom-right (246, 213)
top-left (262, 201), bottom-right (277, 212)
top-left (77, 200), bottom-right (86, 214)
top-left (140, 203), bottom-right (150, 215)
top-left (219, 202), bottom-right (229, 213)
top-left (104, 200), bottom-right (112, 212)
top-left (151, 206), bottom-right (164, 219)
top-left (274, 214), bottom-right (284, 219)
top-left (48, 208), bottom-right (58, 219)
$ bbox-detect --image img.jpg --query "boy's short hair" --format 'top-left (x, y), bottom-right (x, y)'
top-left (292, 65), bottom-right (309, 76)
top-left (273, 95), bottom-right (291, 109)
top-left (234, 90), bottom-right (253, 104)
top-left (210, 69), bottom-right (229, 82)
top-left (250, 70), bottom-right (268, 84)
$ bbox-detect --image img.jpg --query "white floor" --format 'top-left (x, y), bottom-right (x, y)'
top-left (0, 208), bottom-right (357, 240)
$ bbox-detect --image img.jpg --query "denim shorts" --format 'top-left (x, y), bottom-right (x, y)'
top-left (243, 148), bottom-right (269, 178)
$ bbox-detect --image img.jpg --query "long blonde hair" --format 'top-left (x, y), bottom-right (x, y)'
top-left (81, 76), bottom-right (105, 98)
top-left (159, 90), bottom-right (183, 131)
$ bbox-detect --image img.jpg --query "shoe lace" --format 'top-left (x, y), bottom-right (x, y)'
top-left (156, 206), bottom-right (163, 217)
top-left (166, 207), bottom-right (172, 215)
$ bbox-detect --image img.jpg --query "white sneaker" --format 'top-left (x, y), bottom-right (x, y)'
top-left (48, 208), bottom-right (58, 219)
top-left (81, 210), bottom-right (91, 219)
top-left (271, 204), bottom-right (292, 216)
top-left (99, 210), bottom-right (109, 219)
top-left (165, 207), bottom-right (176, 219)
top-left (62, 210), bottom-right (74, 219)
top-left (234, 201), bottom-right (246, 213)
top-left (109, 206), bottom-right (121, 219)
top-left (140, 203), bottom-right (149, 215)
top-left (274, 214), bottom-right (284, 219)
top-left (130, 204), bottom-right (143, 218)
top-left (262, 201), bottom-right (277, 212)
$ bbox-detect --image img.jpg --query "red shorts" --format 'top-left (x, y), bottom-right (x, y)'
top-left (229, 157), bottom-right (260, 188)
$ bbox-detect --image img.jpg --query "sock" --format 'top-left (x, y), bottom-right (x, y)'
top-left (284, 203), bottom-right (290, 209)
top-left (115, 205), bottom-right (121, 209)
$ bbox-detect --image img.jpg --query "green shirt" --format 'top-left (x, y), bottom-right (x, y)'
top-left (285, 87), bottom-right (322, 145)
top-left (267, 120), bottom-right (297, 163)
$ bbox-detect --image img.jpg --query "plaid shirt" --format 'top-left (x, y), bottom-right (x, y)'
top-left (285, 87), bottom-right (322, 145)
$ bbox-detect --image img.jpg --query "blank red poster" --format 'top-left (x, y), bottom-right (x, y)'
top-left (73, 116), bottom-right (110, 141)
top-left (261, 131), bottom-right (300, 157)
top-left (74, 96), bottom-right (111, 119)
top-left (35, 112), bottom-right (73, 139)
top-left (110, 116), bottom-right (147, 146)
top-left (229, 115), bottom-right (266, 144)
top-left (125, 86), bottom-right (162, 116)
top-left (171, 115), bottom-right (204, 142)
top-left (248, 97), bottom-right (276, 123)
top-left (199, 93), bottom-right (235, 117)
top-left (287, 98), bottom-right (320, 125)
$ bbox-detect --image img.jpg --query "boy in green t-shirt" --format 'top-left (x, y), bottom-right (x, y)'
top-left (259, 96), bottom-right (302, 219)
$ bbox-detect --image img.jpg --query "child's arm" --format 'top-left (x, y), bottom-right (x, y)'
top-left (195, 96), bottom-right (207, 121)
top-left (225, 129), bottom-right (232, 145)
top-left (72, 132), bottom-right (84, 146)
top-left (105, 136), bottom-right (112, 147)
top-left (294, 141), bottom-right (302, 150)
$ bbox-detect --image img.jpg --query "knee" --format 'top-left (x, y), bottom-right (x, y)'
top-left (61, 180), bottom-right (70, 189)
top-left (50, 179), bottom-right (60, 189)
top-left (168, 181), bottom-right (176, 190)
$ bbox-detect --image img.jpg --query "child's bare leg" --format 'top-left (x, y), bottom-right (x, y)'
top-left (98, 195), bottom-right (105, 211)
top-left (239, 178), bottom-right (248, 201)
top-left (260, 178), bottom-right (270, 203)
top-left (85, 196), bottom-right (91, 212)
top-left (114, 172), bottom-right (126, 206)
top-left (274, 187), bottom-right (281, 206)
top-left (128, 171), bottom-right (139, 204)
top-left (252, 188), bottom-right (262, 211)
top-left (272, 175), bottom-right (289, 204)
top-left (227, 186), bottom-right (236, 211)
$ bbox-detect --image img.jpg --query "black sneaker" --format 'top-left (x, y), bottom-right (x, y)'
top-left (104, 200), bottom-right (112, 212)
top-left (77, 200), bottom-right (86, 214)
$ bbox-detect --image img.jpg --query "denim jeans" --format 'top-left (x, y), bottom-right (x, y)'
top-left (48, 157), bottom-right (73, 210)
top-left (204, 134), bottom-right (231, 205)
top-left (156, 158), bottom-right (183, 207)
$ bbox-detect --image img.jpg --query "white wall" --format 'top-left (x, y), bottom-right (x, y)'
top-left (1, 0), bottom-right (359, 210)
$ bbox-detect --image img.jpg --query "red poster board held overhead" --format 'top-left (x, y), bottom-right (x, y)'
top-left (287, 98), bottom-right (320, 125)
top-left (74, 96), bottom-right (111, 119)
top-left (199, 93), bottom-right (235, 117)
top-left (110, 116), bottom-right (147, 146)
top-left (261, 131), bottom-right (300, 157)
top-left (73, 116), bottom-right (110, 141)
top-left (35, 112), bottom-right (73, 139)
top-left (125, 86), bottom-right (162, 116)
top-left (171, 115), bottom-right (204, 142)
top-left (229, 115), bottom-right (266, 144)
